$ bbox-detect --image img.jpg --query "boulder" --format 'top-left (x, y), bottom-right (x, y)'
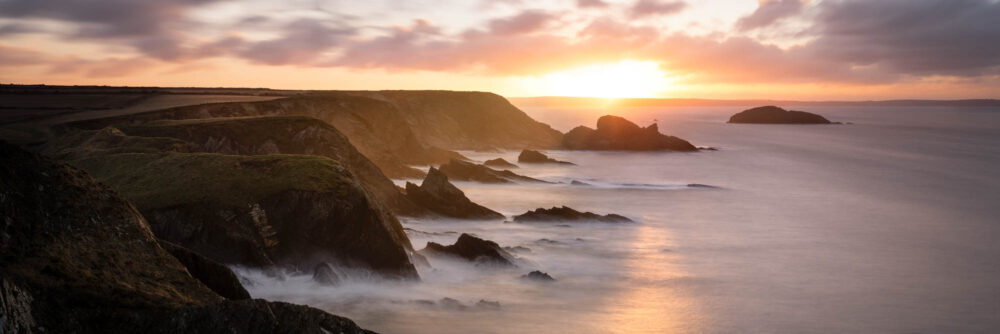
top-left (159, 239), bottom-right (252, 300)
top-left (513, 206), bottom-right (632, 223)
top-left (439, 158), bottom-right (549, 184)
top-left (521, 271), bottom-right (556, 282)
top-left (518, 149), bottom-right (574, 164)
top-left (404, 168), bottom-right (504, 220)
top-left (483, 158), bottom-right (518, 168)
top-left (0, 142), bottom-right (373, 334)
top-left (421, 234), bottom-right (517, 267)
top-left (727, 106), bottom-right (832, 124)
top-left (562, 115), bottom-right (697, 151)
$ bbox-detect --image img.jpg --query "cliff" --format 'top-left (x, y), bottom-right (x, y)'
top-left (0, 142), bottom-right (374, 333)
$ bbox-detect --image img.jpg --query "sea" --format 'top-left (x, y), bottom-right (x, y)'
top-left (236, 105), bottom-right (1000, 333)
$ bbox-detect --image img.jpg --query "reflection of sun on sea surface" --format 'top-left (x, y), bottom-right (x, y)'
top-left (598, 219), bottom-right (704, 333)
top-left (522, 60), bottom-right (674, 99)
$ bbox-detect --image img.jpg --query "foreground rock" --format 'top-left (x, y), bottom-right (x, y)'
top-left (421, 234), bottom-right (517, 267)
top-left (727, 106), bottom-right (832, 124)
top-left (513, 206), bottom-right (633, 223)
top-left (439, 158), bottom-right (548, 184)
top-left (518, 149), bottom-right (574, 164)
top-left (562, 115), bottom-right (697, 151)
top-left (159, 239), bottom-right (252, 301)
top-left (0, 142), bottom-right (373, 334)
top-left (484, 158), bottom-right (518, 168)
top-left (66, 151), bottom-right (418, 278)
top-left (521, 271), bottom-right (556, 282)
top-left (404, 168), bottom-right (504, 220)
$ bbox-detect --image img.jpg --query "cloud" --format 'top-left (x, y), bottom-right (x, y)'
top-left (488, 10), bottom-right (556, 35)
top-left (736, 0), bottom-right (805, 31)
top-left (630, 0), bottom-right (687, 18)
top-left (236, 19), bottom-right (355, 65)
top-left (0, 44), bottom-right (50, 66)
top-left (577, 0), bottom-right (608, 9)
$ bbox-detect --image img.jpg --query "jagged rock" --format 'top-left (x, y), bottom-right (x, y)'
top-left (475, 300), bottom-right (502, 310)
top-left (518, 149), bottom-right (574, 164)
top-left (439, 159), bottom-right (549, 184)
top-left (404, 168), bottom-right (504, 220)
top-left (0, 142), bottom-right (373, 334)
top-left (421, 234), bottom-right (517, 267)
top-left (312, 263), bottom-right (342, 286)
top-left (570, 180), bottom-right (590, 186)
top-left (438, 298), bottom-right (468, 310)
top-left (484, 158), bottom-right (518, 168)
top-left (513, 206), bottom-right (632, 223)
top-left (562, 115), bottom-right (697, 151)
top-left (727, 106), bottom-right (832, 124)
top-left (159, 239), bottom-right (252, 300)
top-left (67, 152), bottom-right (419, 279)
top-left (521, 271), bottom-right (556, 282)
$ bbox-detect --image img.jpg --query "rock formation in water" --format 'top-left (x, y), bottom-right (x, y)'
top-left (404, 168), bottom-right (504, 220)
top-left (420, 234), bottom-right (517, 267)
top-left (513, 206), bottom-right (633, 223)
top-left (0, 142), bottom-right (373, 334)
top-left (313, 263), bottom-right (342, 286)
top-left (727, 106), bottom-right (832, 124)
top-left (439, 158), bottom-right (548, 184)
top-left (518, 149), bottom-right (574, 164)
top-left (562, 115), bottom-right (697, 151)
top-left (484, 158), bottom-right (518, 168)
top-left (521, 270), bottom-right (556, 282)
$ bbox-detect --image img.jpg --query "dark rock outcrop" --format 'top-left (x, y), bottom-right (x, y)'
top-left (484, 158), bottom-right (518, 168)
top-left (112, 116), bottom-right (426, 216)
top-left (421, 234), bottom-right (517, 267)
top-left (513, 206), bottom-right (632, 223)
top-left (562, 115), bottom-right (697, 151)
top-left (159, 239), bottom-right (252, 301)
top-left (0, 142), bottom-right (373, 334)
top-left (518, 149), bottom-right (574, 164)
top-left (404, 168), bottom-right (504, 220)
top-left (439, 158), bottom-right (548, 184)
top-left (68, 152), bottom-right (418, 278)
top-left (727, 106), bottom-right (832, 124)
top-left (521, 271), bottom-right (556, 282)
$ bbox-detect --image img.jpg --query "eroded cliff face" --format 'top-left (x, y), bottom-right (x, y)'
top-left (0, 142), bottom-right (375, 333)
top-left (65, 91), bottom-right (564, 176)
top-left (67, 152), bottom-right (419, 278)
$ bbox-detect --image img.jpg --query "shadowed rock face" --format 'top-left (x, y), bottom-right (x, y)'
top-left (728, 106), bottom-right (832, 124)
top-left (67, 152), bottom-right (418, 279)
top-left (518, 149), bottom-right (574, 164)
top-left (421, 234), bottom-right (517, 267)
top-left (513, 206), bottom-right (633, 223)
top-left (438, 159), bottom-right (549, 184)
top-left (484, 158), bottom-right (518, 168)
top-left (0, 142), bottom-right (374, 334)
top-left (562, 115), bottom-right (697, 151)
top-left (158, 239), bottom-right (251, 301)
top-left (404, 168), bottom-right (504, 220)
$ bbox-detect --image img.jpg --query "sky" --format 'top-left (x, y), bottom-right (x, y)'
top-left (1, 0), bottom-right (998, 100)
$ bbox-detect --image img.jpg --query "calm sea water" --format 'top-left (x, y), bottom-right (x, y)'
top-left (240, 105), bottom-right (1000, 333)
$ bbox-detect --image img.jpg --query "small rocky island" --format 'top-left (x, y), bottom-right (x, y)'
top-left (513, 206), bottom-right (633, 223)
top-left (728, 106), bottom-right (832, 124)
top-left (421, 234), bottom-right (517, 267)
top-left (404, 168), bottom-right (504, 220)
top-left (518, 149), bottom-right (574, 164)
top-left (563, 115), bottom-right (697, 151)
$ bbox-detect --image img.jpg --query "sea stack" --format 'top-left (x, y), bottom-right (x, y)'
top-left (728, 106), bottom-right (832, 124)
top-left (562, 115), bottom-right (697, 151)
top-left (404, 167), bottom-right (505, 220)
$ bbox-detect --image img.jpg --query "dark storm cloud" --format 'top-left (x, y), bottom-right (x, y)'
top-left (736, 0), bottom-right (804, 31)
top-left (805, 0), bottom-right (1000, 77)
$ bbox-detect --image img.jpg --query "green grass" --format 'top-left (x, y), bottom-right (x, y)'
top-left (71, 152), bottom-right (359, 210)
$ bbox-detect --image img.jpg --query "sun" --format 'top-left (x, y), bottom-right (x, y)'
top-left (522, 60), bottom-right (673, 98)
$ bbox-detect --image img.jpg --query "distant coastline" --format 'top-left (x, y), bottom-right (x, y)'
top-left (510, 96), bottom-right (1000, 108)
